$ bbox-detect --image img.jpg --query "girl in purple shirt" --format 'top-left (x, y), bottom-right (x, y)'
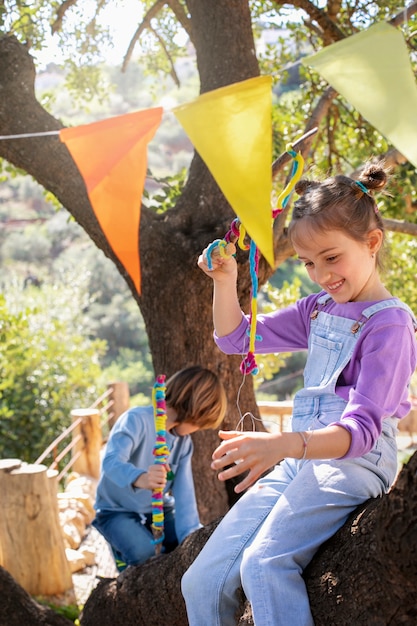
top-left (182, 160), bottom-right (417, 626)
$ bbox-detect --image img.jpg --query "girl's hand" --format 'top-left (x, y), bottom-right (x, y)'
top-left (134, 464), bottom-right (167, 490)
top-left (211, 430), bottom-right (284, 494)
top-left (197, 241), bottom-right (237, 281)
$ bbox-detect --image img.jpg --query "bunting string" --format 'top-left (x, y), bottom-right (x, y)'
top-left (0, 131), bottom-right (60, 140)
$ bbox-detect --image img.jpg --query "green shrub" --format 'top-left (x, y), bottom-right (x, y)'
top-left (0, 281), bottom-right (106, 462)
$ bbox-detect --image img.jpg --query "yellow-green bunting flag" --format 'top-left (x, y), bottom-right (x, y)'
top-left (302, 22), bottom-right (417, 169)
top-left (173, 76), bottom-right (274, 267)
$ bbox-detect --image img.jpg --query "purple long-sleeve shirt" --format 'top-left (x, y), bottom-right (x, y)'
top-left (215, 292), bottom-right (417, 458)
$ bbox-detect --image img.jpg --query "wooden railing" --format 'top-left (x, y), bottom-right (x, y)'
top-left (34, 381), bottom-right (130, 484)
top-left (34, 415), bottom-right (84, 482)
top-left (257, 400), bottom-right (293, 432)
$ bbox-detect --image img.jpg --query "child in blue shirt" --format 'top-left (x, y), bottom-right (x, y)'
top-left (92, 365), bottom-right (226, 570)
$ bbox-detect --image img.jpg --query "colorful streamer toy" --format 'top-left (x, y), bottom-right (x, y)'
top-left (208, 145), bottom-right (304, 376)
top-left (151, 374), bottom-right (171, 554)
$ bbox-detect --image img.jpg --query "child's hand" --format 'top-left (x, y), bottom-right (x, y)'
top-left (134, 464), bottom-right (168, 490)
top-left (197, 240), bottom-right (237, 281)
top-left (211, 430), bottom-right (283, 494)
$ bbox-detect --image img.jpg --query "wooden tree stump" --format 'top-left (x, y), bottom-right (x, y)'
top-left (0, 459), bottom-right (74, 600)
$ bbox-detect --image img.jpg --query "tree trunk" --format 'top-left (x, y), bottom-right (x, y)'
top-left (0, 565), bottom-right (74, 626)
top-left (304, 450), bottom-right (417, 625)
top-left (79, 451), bottom-right (417, 626)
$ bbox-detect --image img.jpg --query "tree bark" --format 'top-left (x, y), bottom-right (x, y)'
top-left (304, 450), bottom-right (417, 625)
top-left (0, 566), bottom-right (74, 626)
top-left (79, 451), bottom-right (417, 626)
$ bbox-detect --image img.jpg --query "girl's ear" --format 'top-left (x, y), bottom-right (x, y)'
top-left (367, 228), bottom-right (383, 255)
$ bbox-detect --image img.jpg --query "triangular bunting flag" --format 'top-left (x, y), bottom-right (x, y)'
top-left (302, 22), bottom-right (417, 169)
top-left (173, 76), bottom-right (274, 267)
top-left (60, 108), bottom-right (163, 294)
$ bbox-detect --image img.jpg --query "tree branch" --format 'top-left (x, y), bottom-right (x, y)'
top-left (121, 0), bottom-right (192, 74)
top-left (271, 0), bottom-right (346, 44)
top-left (122, 0), bottom-right (166, 72)
top-left (383, 218), bottom-right (417, 236)
top-left (390, 2), bottom-right (417, 26)
top-left (272, 127), bottom-right (318, 178)
top-left (166, 0), bottom-right (192, 39)
top-left (149, 24), bottom-right (180, 87)
top-left (51, 0), bottom-right (79, 34)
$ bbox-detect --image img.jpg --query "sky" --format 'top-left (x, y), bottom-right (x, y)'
top-left (33, 0), bottom-right (187, 69)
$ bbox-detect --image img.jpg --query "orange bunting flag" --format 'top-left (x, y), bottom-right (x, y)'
top-left (173, 76), bottom-right (274, 267)
top-left (302, 22), bottom-right (417, 169)
top-left (60, 108), bottom-right (163, 294)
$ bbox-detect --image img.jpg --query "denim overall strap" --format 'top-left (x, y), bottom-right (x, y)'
top-left (299, 296), bottom-right (416, 397)
top-left (361, 298), bottom-right (417, 331)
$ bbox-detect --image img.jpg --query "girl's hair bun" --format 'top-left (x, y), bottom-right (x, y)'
top-left (294, 179), bottom-right (320, 196)
top-left (357, 160), bottom-right (389, 193)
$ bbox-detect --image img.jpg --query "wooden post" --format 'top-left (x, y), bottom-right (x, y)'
top-left (0, 459), bottom-right (74, 600)
top-left (107, 381), bottom-right (130, 430)
top-left (71, 409), bottom-right (102, 479)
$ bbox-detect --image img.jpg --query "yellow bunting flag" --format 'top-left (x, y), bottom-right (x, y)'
top-left (173, 76), bottom-right (274, 267)
top-left (60, 108), bottom-right (163, 294)
top-left (302, 22), bottom-right (417, 169)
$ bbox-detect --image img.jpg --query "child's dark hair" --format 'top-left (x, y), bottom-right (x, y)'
top-left (165, 365), bottom-right (227, 430)
top-left (288, 160), bottom-right (389, 270)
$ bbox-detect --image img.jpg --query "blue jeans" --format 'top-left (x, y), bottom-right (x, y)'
top-left (182, 438), bottom-right (397, 626)
top-left (92, 504), bottom-right (178, 568)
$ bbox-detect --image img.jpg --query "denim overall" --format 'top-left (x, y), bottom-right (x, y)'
top-left (182, 296), bottom-right (416, 626)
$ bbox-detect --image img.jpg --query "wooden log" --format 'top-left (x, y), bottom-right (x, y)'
top-left (107, 381), bottom-right (130, 429)
top-left (71, 409), bottom-right (102, 479)
top-left (0, 459), bottom-right (74, 599)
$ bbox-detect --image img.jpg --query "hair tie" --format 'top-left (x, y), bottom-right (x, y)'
top-left (355, 180), bottom-right (381, 214)
top-left (355, 180), bottom-right (369, 194)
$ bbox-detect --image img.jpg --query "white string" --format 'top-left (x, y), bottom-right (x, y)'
top-left (234, 349), bottom-right (280, 433)
top-left (0, 130), bottom-right (60, 140)
top-left (235, 371), bottom-right (257, 432)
